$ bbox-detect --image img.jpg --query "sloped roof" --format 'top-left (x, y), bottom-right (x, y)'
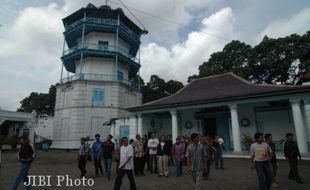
top-left (128, 73), bottom-right (310, 111)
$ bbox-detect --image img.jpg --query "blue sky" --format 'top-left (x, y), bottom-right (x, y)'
top-left (0, 0), bottom-right (309, 110)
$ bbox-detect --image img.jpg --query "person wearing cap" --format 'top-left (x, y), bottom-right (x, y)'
top-left (284, 133), bottom-right (303, 184)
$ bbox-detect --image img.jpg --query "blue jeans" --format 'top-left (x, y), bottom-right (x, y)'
top-left (175, 159), bottom-right (183, 176)
top-left (104, 158), bottom-right (112, 179)
top-left (255, 161), bottom-right (272, 190)
top-left (11, 162), bottom-right (32, 190)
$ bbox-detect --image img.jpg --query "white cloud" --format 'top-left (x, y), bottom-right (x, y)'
top-left (140, 7), bottom-right (236, 83)
top-left (0, 0), bottom-right (309, 111)
top-left (0, 3), bottom-right (65, 110)
top-left (63, 0), bottom-right (213, 44)
top-left (256, 8), bottom-right (310, 42)
top-left (0, 0), bottom-right (216, 110)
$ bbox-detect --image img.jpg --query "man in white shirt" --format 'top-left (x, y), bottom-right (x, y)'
top-left (147, 133), bottom-right (159, 174)
top-left (114, 137), bottom-right (137, 190)
top-left (250, 132), bottom-right (272, 190)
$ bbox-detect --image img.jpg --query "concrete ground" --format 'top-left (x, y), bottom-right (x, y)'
top-left (1, 150), bottom-right (309, 190)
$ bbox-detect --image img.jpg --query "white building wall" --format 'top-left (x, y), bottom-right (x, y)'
top-left (75, 58), bottom-right (114, 75)
top-left (75, 58), bottom-right (129, 80)
top-left (52, 80), bottom-right (141, 149)
top-left (77, 32), bottom-right (130, 53)
top-left (180, 110), bottom-right (201, 135)
top-left (238, 102), bottom-right (295, 141)
top-left (36, 117), bottom-right (54, 141)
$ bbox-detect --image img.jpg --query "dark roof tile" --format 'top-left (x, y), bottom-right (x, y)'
top-left (129, 73), bottom-right (310, 110)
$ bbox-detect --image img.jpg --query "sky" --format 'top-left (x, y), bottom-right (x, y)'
top-left (0, 0), bottom-right (309, 111)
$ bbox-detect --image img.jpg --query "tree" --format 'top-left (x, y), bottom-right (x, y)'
top-left (131, 75), bottom-right (145, 89)
top-left (17, 85), bottom-right (56, 117)
top-left (189, 31), bottom-right (310, 85)
top-left (190, 40), bottom-right (252, 82)
top-left (165, 80), bottom-right (184, 95)
top-left (141, 75), bottom-right (184, 103)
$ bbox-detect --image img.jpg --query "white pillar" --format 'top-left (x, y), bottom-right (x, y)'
top-left (28, 124), bottom-right (35, 145)
top-left (303, 99), bottom-right (310, 152)
top-left (137, 114), bottom-right (143, 135)
top-left (170, 110), bottom-right (178, 144)
top-left (290, 99), bottom-right (308, 153)
top-left (229, 104), bottom-right (241, 152)
top-left (110, 122), bottom-right (115, 137)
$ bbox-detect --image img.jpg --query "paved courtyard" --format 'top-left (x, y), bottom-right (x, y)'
top-left (1, 150), bottom-right (310, 190)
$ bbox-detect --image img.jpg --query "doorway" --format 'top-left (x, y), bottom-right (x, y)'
top-left (203, 118), bottom-right (217, 139)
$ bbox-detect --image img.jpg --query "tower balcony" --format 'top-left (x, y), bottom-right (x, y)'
top-left (61, 43), bottom-right (140, 77)
top-left (64, 17), bottom-right (141, 55)
top-left (60, 73), bottom-right (134, 87)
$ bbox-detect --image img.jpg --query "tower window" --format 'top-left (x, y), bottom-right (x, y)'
top-left (98, 41), bottom-right (109, 50)
top-left (117, 71), bottom-right (124, 81)
top-left (92, 88), bottom-right (105, 107)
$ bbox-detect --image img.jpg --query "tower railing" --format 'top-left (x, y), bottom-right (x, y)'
top-left (63, 43), bottom-right (140, 63)
top-left (65, 17), bottom-right (140, 42)
top-left (61, 73), bottom-right (133, 86)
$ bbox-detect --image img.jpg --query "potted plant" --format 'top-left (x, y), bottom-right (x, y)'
top-left (8, 135), bottom-right (18, 150)
top-left (241, 133), bottom-right (254, 152)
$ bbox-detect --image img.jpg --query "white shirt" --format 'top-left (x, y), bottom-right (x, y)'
top-left (148, 138), bottom-right (159, 155)
top-left (161, 142), bottom-right (165, 150)
top-left (119, 145), bottom-right (134, 170)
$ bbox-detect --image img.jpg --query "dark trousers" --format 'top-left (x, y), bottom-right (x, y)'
top-left (214, 150), bottom-right (223, 169)
top-left (149, 154), bottom-right (157, 173)
top-left (104, 158), bottom-right (112, 180)
top-left (255, 161), bottom-right (272, 190)
top-left (288, 158), bottom-right (301, 181)
top-left (145, 154), bottom-right (150, 170)
top-left (134, 156), bottom-right (145, 175)
top-left (94, 157), bottom-right (103, 176)
top-left (271, 161), bottom-right (278, 180)
top-left (175, 159), bottom-right (183, 176)
top-left (114, 169), bottom-right (137, 190)
top-left (168, 155), bottom-right (174, 166)
top-left (78, 156), bottom-right (87, 177)
top-left (203, 159), bottom-right (212, 179)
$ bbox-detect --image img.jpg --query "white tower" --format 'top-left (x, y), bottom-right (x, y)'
top-left (52, 4), bottom-right (147, 149)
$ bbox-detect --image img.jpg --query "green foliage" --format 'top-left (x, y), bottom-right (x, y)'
top-left (189, 31), bottom-right (310, 85)
top-left (17, 85), bottom-right (56, 117)
top-left (131, 75), bottom-right (145, 89)
top-left (141, 75), bottom-right (184, 103)
top-left (241, 133), bottom-right (254, 150)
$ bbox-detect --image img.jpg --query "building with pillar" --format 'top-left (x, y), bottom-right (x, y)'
top-left (52, 4), bottom-right (146, 149)
top-left (128, 73), bottom-right (310, 153)
top-left (0, 108), bottom-right (37, 145)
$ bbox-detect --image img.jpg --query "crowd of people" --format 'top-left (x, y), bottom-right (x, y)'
top-left (9, 131), bottom-right (304, 190)
top-left (250, 132), bottom-right (304, 190)
top-left (77, 133), bottom-right (225, 190)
